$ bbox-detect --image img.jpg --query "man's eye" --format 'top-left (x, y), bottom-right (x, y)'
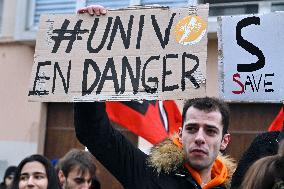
top-left (20, 175), bottom-right (28, 181)
top-left (186, 127), bottom-right (197, 133)
top-left (207, 129), bottom-right (217, 135)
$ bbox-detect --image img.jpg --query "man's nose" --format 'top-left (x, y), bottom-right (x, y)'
top-left (195, 129), bottom-right (206, 145)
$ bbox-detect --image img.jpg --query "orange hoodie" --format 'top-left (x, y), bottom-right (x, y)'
top-left (172, 138), bottom-right (228, 189)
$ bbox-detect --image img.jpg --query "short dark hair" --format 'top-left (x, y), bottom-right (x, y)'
top-left (11, 154), bottom-right (60, 189)
top-left (58, 149), bottom-right (96, 178)
top-left (182, 97), bottom-right (230, 135)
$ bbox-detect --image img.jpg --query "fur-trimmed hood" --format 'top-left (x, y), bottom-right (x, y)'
top-left (147, 138), bottom-right (236, 188)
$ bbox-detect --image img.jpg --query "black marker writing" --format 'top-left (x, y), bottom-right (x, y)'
top-left (51, 19), bottom-right (88, 53)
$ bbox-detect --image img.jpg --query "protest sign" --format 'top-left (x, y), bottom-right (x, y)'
top-left (218, 12), bottom-right (284, 102)
top-left (28, 5), bottom-right (208, 102)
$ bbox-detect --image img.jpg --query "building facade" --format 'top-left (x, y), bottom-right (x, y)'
top-left (0, 0), bottom-right (283, 188)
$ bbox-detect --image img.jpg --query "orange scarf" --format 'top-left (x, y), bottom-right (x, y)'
top-left (172, 138), bottom-right (228, 189)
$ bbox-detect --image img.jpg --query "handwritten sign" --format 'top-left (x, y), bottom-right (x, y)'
top-left (28, 5), bottom-right (208, 102)
top-left (218, 12), bottom-right (284, 102)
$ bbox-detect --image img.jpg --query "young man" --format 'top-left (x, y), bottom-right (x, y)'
top-left (57, 149), bottom-right (100, 189)
top-left (74, 97), bottom-right (235, 189)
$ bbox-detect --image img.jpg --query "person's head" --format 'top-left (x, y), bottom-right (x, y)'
top-left (2, 166), bottom-right (17, 188)
top-left (240, 153), bottom-right (284, 189)
top-left (57, 149), bottom-right (98, 189)
top-left (178, 97), bottom-right (231, 171)
top-left (11, 154), bottom-right (60, 189)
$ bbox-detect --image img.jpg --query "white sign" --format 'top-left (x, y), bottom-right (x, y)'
top-left (218, 12), bottom-right (284, 102)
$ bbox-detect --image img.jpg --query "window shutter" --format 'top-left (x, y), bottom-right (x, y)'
top-left (86, 0), bottom-right (130, 9)
top-left (141, 0), bottom-right (188, 7)
top-left (202, 0), bottom-right (266, 3)
top-left (33, 0), bottom-right (77, 27)
top-left (271, 2), bottom-right (284, 12)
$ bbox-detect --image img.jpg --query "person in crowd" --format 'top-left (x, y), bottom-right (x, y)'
top-left (231, 127), bottom-right (284, 189)
top-left (57, 149), bottom-right (100, 189)
top-left (239, 136), bottom-right (284, 189)
top-left (0, 166), bottom-right (17, 189)
top-left (74, 96), bottom-right (236, 189)
top-left (10, 154), bottom-right (61, 189)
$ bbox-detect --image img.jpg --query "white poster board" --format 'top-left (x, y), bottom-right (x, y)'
top-left (218, 12), bottom-right (284, 102)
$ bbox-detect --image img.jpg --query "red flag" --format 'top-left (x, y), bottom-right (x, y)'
top-left (268, 107), bottom-right (283, 131)
top-left (106, 101), bottom-right (181, 144)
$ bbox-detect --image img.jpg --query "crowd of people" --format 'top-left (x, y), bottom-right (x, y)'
top-left (0, 149), bottom-right (101, 189)
top-left (1, 4), bottom-right (284, 189)
top-left (2, 96), bottom-right (282, 189)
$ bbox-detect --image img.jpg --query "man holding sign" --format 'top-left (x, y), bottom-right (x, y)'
top-left (75, 96), bottom-right (234, 189)
top-left (73, 5), bottom-right (235, 189)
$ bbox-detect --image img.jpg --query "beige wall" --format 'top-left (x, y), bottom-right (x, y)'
top-left (207, 38), bottom-right (218, 97)
top-left (0, 43), bottom-right (46, 168)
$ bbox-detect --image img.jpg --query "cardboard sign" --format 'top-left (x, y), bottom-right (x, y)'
top-left (28, 5), bottom-right (208, 102)
top-left (218, 12), bottom-right (284, 102)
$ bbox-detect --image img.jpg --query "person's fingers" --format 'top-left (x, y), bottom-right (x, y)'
top-left (100, 7), bottom-right (107, 15)
top-left (77, 8), bottom-right (86, 14)
top-left (94, 7), bottom-right (101, 16)
top-left (87, 7), bottom-right (95, 16)
top-left (77, 5), bottom-right (107, 16)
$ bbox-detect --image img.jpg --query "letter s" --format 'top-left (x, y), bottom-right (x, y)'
top-left (232, 73), bottom-right (244, 94)
top-left (236, 16), bottom-right (265, 72)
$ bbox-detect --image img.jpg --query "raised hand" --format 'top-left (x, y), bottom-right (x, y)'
top-left (77, 5), bottom-right (107, 16)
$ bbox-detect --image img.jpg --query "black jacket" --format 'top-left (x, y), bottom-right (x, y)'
top-left (231, 131), bottom-right (281, 189)
top-left (74, 102), bottom-right (232, 189)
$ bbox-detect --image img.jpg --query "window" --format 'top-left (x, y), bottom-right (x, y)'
top-left (29, 0), bottom-right (201, 29)
top-left (19, 0), bottom-right (278, 40)
top-left (140, 0), bottom-right (189, 7)
top-left (32, 0), bottom-right (77, 28)
top-left (86, 0), bottom-right (191, 8)
top-left (199, 0), bottom-right (261, 16)
top-left (209, 4), bottom-right (258, 16)
top-left (201, 0), bottom-right (266, 3)
top-left (271, 2), bottom-right (284, 12)
top-left (86, 0), bottom-right (130, 9)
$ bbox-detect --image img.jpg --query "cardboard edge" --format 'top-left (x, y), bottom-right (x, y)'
top-left (217, 16), bottom-right (225, 100)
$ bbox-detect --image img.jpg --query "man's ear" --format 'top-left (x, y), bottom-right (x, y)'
top-left (178, 127), bottom-right (183, 143)
top-left (58, 170), bottom-right (66, 186)
top-left (220, 133), bottom-right (231, 151)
